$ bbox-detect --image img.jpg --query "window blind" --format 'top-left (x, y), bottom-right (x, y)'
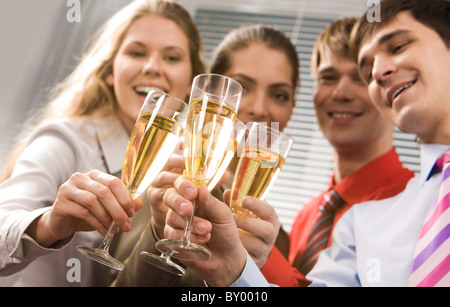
top-left (194, 8), bottom-right (420, 232)
top-left (6, 1), bottom-right (420, 233)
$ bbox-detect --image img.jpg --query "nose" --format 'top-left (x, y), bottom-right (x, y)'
top-left (332, 76), bottom-right (356, 103)
top-left (142, 54), bottom-right (162, 76)
top-left (245, 91), bottom-right (270, 122)
top-left (373, 56), bottom-right (397, 86)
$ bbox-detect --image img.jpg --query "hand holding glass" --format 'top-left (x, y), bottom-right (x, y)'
top-left (76, 91), bottom-right (189, 270)
top-left (155, 73), bottom-right (242, 262)
top-left (140, 118), bottom-right (246, 275)
top-left (230, 123), bottom-right (294, 216)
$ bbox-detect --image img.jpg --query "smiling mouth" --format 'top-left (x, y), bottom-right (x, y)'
top-left (134, 86), bottom-right (166, 97)
top-left (328, 112), bottom-right (361, 119)
top-left (389, 80), bottom-right (416, 105)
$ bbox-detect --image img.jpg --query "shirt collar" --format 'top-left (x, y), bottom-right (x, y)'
top-left (92, 116), bottom-right (130, 176)
top-left (330, 148), bottom-right (410, 205)
top-left (419, 143), bottom-right (450, 185)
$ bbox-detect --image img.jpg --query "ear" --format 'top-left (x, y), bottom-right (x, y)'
top-left (105, 72), bottom-right (114, 86)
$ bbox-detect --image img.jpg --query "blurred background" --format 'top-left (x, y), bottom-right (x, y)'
top-left (0, 0), bottom-right (419, 231)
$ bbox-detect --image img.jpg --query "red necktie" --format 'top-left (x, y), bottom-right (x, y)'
top-left (409, 151), bottom-right (450, 286)
top-left (294, 188), bottom-right (345, 275)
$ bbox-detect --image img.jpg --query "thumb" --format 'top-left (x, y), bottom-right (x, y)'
top-left (223, 189), bottom-right (231, 206)
top-left (133, 197), bottom-right (144, 212)
top-left (197, 185), bottom-right (234, 225)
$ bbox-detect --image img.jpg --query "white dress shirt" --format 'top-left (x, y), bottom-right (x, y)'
top-left (0, 116), bottom-right (129, 286)
top-left (232, 143), bottom-right (449, 287)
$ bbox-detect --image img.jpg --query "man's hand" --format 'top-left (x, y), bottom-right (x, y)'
top-left (163, 175), bottom-right (247, 286)
top-left (223, 190), bottom-right (281, 268)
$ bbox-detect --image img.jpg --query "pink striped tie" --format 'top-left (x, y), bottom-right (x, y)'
top-left (409, 151), bottom-right (450, 287)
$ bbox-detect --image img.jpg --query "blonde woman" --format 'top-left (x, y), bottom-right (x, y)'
top-left (0, 0), bottom-right (204, 286)
top-left (112, 24), bottom-right (299, 286)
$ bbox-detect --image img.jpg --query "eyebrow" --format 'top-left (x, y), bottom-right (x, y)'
top-left (317, 67), bottom-right (337, 74)
top-left (125, 41), bottom-right (187, 53)
top-left (359, 29), bottom-right (413, 70)
top-left (317, 65), bottom-right (360, 75)
top-left (378, 29), bottom-right (412, 45)
top-left (229, 74), bottom-right (256, 85)
top-left (228, 73), bottom-right (292, 89)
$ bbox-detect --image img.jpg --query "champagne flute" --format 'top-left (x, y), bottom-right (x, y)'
top-left (155, 73), bottom-right (242, 261)
top-left (76, 91), bottom-right (189, 271)
top-left (230, 122), bottom-right (294, 216)
top-left (139, 119), bottom-right (247, 275)
top-left (206, 118), bottom-right (247, 191)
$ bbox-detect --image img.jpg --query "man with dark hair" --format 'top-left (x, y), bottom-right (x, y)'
top-left (163, 0), bottom-right (450, 286)
top-left (259, 17), bottom-right (413, 287)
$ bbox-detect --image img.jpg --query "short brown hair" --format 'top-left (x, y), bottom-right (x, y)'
top-left (352, 0), bottom-right (450, 57)
top-left (310, 17), bottom-right (358, 76)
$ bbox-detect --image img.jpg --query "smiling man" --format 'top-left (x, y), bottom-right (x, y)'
top-left (306, 0), bottom-right (450, 286)
top-left (259, 17), bottom-right (414, 287)
top-left (161, 0), bottom-right (450, 287)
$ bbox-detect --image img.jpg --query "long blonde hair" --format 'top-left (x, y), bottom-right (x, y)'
top-left (1, 0), bottom-right (204, 181)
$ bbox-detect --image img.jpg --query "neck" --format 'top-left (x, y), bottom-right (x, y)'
top-left (333, 137), bottom-right (393, 184)
top-left (418, 123), bottom-right (450, 146)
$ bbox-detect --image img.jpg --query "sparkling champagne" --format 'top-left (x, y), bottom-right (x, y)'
top-left (230, 147), bottom-right (285, 215)
top-left (122, 113), bottom-right (183, 196)
top-left (185, 98), bottom-right (236, 187)
top-left (206, 138), bottom-right (238, 191)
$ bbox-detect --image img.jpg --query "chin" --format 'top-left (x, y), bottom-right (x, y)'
top-left (394, 110), bottom-right (422, 136)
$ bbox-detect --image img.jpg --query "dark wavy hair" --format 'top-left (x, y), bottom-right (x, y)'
top-left (209, 24), bottom-right (300, 94)
top-left (352, 0), bottom-right (450, 57)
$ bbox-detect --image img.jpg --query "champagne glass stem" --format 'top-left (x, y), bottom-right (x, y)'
top-left (161, 253), bottom-right (172, 262)
top-left (181, 198), bottom-right (197, 246)
top-left (98, 221), bottom-right (116, 252)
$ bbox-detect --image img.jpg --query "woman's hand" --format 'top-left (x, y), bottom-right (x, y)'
top-left (26, 170), bottom-right (143, 247)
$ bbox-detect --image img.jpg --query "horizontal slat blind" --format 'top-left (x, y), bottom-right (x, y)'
top-left (0, 0), bottom-right (421, 233)
top-left (195, 8), bottom-right (420, 232)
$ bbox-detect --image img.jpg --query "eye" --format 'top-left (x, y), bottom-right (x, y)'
top-left (241, 84), bottom-right (250, 95)
top-left (235, 81), bottom-right (251, 95)
top-left (366, 71), bottom-right (373, 84)
top-left (391, 40), bottom-right (412, 54)
top-left (164, 55), bottom-right (181, 63)
top-left (128, 50), bottom-right (146, 58)
top-left (271, 90), bottom-right (291, 104)
top-left (352, 74), bottom-right (366, 86)
top-left (359, 67), bottom-right (373, 84)
top-left (318, 74), bottom-right (338, 84)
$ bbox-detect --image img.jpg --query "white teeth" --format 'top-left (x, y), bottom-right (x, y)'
top-left (331, 113), bottom-right (356, 118)
top-left (134, 86), bottom-right (164, 96)
top-left (392, 82), bottom-right (414, 101)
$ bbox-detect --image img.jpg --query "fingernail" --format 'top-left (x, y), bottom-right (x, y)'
top-left (243, 197), bottom-right (254, 208)
top-left (122, 222), bottom-right (131, 232)
top-left (184, 188), bottom-right (194, 198)
top-left (127, 208), bottom-right (135, 217)
top-left (197, 222), bottom-right (207, 232)
top-left (179, 202), bottom-right (190, 214)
